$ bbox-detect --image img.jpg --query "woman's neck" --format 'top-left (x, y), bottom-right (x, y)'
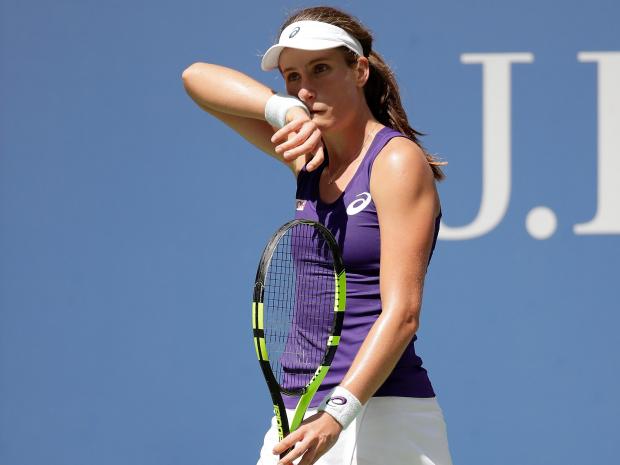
top-left (321, 108), bottom-right (382, 169)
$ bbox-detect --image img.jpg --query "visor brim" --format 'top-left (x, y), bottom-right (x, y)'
top-left (260, 39), bottom-right (347, 71)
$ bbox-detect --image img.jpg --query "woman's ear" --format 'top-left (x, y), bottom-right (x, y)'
top-left (355, 56), bottom-right (370, 88)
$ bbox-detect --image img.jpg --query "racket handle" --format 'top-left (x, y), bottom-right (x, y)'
top-left (280, 446), bottom-right (294, 460)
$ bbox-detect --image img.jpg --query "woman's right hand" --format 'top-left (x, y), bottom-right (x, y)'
top-left (271, 107), bottom-right (325, 172)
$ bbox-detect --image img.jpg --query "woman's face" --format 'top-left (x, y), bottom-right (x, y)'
top-left (278, 47), bottom-right (367, 130)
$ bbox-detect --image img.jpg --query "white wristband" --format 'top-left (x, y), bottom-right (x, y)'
top-left (264, 93), bottom-right (310, 128)
top-left (317, 386), bottom-right (363, 430)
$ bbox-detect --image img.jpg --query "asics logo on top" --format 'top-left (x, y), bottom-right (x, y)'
top-left (347, 192), bottom-right (372, 215)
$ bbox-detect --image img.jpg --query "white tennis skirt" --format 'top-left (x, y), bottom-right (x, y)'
top-left (256, 396), bottom-right (454, 465)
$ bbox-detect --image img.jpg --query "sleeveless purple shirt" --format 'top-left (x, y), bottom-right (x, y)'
top-left (287, 126), bottom-right (442, 409)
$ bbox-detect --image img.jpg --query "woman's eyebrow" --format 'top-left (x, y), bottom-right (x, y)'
top-left (281, 56), bottom-right (331, 74)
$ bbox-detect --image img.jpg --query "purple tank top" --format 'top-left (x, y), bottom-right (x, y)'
top-left (288, 126), bottom-right (442, 409)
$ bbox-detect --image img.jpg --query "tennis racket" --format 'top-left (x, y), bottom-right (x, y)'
top-left (252, 219), bottom-right (346, 458)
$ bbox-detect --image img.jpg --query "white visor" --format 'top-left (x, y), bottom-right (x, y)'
top-left (261, 20), bottom-right (364, 71)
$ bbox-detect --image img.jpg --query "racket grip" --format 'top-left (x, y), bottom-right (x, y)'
top-left (280, 446), bottom-right (294, 460)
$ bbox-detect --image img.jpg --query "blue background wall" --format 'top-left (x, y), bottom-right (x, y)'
top-left (1, 1), bottom-right (618, 464)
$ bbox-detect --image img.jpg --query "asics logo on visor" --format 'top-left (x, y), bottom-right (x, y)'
top-left (289, 27), bottom-right (300, 38)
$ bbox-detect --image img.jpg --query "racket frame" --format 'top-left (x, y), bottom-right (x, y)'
top-left (252, 219), bottom-right (346, 443)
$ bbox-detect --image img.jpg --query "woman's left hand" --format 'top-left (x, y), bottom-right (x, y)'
top-left (273, 411), bottom-right (343, 465)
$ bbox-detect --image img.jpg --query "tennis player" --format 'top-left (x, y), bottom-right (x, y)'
top-left (183, 6), bottom-right (454, 465)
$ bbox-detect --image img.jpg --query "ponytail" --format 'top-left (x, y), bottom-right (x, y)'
top-left (364, 50), bottom-right (447, 181)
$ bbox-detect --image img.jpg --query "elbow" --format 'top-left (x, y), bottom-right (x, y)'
top-left (182, 62), bottom-right (214, 85)
top-left (396, 304), bottom-right (421, 338)
top-left (181, 63), bottom-right (208, 101)
top-left (381, 305), bottom-right (420, 340)
top-left (181, 62), bottom-right (200, 83)
top-left (401, 312), bottom-right (420, 338)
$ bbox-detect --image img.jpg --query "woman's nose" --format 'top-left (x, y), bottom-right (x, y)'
top-left (297, 87), bottom-right (315, 105)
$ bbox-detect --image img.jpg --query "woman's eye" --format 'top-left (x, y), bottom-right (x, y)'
top-left (285, 65), bottom-right (328, 82)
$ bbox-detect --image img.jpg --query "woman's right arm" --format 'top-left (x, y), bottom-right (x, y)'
top-left (181, 63), bottom-right (323, 175)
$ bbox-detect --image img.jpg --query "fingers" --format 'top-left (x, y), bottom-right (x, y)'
top-left (278, 436), bottom-right (314, 465)
top-left (296, 447), bottom-right (318, 465)
top-left (305, 145), bottom-right (325, 173)
top-left (269, 115), bottom-right (324, 171)
top-left (274, 413), bottom-right (341, 465)
top-left (280, 128), bottom-right (322, 161)
top-left (273, 429), bottom-right (302, 456)
top-left (271, 118), bottom-right (307, 144)
top-left (274, 123), bottom-right (317, 154)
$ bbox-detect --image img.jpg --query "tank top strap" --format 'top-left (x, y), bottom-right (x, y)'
top-left (360, 127), bottom-right (444, 222)
top-left (361, 126), bottom-right (411, 181)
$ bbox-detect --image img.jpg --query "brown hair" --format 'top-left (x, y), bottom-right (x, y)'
top-left (278, 6), bottom-right (447, 181)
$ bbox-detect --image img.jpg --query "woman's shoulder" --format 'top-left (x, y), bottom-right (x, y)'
top-left (372, 135), bottom-right (434, 185)
top-left (369, 135), bottom-right (440, 215)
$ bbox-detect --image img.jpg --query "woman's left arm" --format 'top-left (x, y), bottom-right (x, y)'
top-left (274, 139), bottom-right (440, 465)
top-left (340, 137), bottom-right (440, 402)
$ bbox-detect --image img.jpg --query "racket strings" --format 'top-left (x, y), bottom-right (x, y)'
top-left (263, 224), bottom-right (336, 392)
